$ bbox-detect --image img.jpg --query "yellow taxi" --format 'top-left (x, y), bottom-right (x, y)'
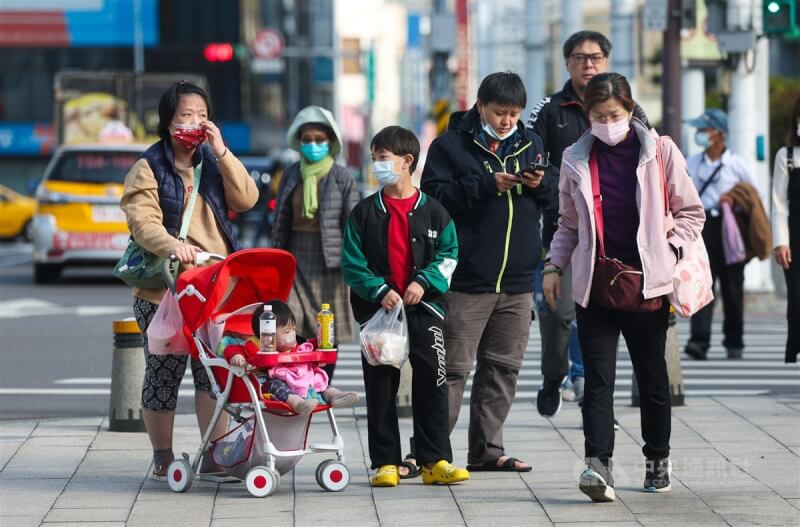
top-left (0, 184), bottom-right (36, 241)
top-left (32, 144), bottom-right (145, 283)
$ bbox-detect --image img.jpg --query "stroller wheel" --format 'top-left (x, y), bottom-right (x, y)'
top-left (167, 457), bottom-right (193, 493)
top-left (316, 460), bottom-right (350, 492)
top-left (245, 466), bottom-right (280, 497)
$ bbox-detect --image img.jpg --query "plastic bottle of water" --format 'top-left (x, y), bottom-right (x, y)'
top-left (259, 305), bottom-right (277, 354)
top-left (316, 303), bottom-right (335, 349)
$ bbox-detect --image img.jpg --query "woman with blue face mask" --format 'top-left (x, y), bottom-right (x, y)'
top-left (271, 106), bottom-right (360, 366)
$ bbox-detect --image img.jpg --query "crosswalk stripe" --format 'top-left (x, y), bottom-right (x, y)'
top-left (11, 316), bottom-right (792, 401)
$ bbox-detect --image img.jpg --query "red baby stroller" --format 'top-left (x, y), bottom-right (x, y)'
top-left (163, 248), bottom-right (350, 497)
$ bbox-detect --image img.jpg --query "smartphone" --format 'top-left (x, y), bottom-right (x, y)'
top-left (517, 152), bottom-right (550, 181)
top-left (527, 152), bottom-right (551, 172)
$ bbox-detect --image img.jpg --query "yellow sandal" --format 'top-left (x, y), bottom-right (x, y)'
top-left (370, 465), bottom-right (399, 487)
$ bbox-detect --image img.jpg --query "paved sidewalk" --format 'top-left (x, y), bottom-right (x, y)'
top-left (1, 394), bottom-right (799, 526)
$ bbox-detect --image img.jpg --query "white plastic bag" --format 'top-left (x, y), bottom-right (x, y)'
top-left (146, 290), bottom-right (189, 355)
top-left (359, 303), bottom-right (409, 369)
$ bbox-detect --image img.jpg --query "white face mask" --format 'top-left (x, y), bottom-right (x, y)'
top-left (481, 121), bottom-right (515, 142)
top-left (277, 330), bottom-right (297, 352)
top-left (373, 160), bottom-right (401, 187)
top-left (590, 117), bottom-right (631, 146)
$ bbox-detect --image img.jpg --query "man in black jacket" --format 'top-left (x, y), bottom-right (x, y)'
top-left (421, 72), bottom-right (557, 472)
top-left (527, 31), bottom-right (650, 417)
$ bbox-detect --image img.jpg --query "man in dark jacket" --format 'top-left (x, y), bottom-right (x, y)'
top-left (526, 31), bottom-right (650, 417)
top-left (421, 71), bottom-right (557, 472)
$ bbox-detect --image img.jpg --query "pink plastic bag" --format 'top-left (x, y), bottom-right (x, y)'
top-left (146, 291), bottom-right (189, 355)
top-left (721, 202), bottom-right (746, 265)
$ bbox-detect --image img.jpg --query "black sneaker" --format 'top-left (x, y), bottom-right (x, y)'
top-left (643, 457), bottom-right (672, 493)
top-left (684, 342), bottom-right (708, 360)
top-left (537, 378), bottom-right (563, 417)
top-left (726, 347), bottom-right (743, 359)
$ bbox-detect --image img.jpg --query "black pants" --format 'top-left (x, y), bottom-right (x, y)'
top-left (361, 307), bottom-right (452, 469)
top-left (690, 214), bottom-right (746, 351)
top-left (786, 243), bottom-right (800, 363)
top-left (576, 301), bottom-right (671, 466)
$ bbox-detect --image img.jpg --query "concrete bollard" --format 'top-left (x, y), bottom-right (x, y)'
top-left (631, 310), bottom-right (685, 407)
top-left (109, 318), bottom-right (146, 432)
top-left (396, 360), bottom-right (413, 418)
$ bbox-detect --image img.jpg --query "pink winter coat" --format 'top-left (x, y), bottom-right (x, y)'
top-left (548, 119), bottom-right (706, 307)
top-left (268, 343), bottom-right (329, 399)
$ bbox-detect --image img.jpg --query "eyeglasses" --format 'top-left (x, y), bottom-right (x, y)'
top-left (569, 53), bottom-right (607, 64)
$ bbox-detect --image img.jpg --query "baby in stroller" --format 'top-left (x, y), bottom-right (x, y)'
top-left (219, 300), bottom-right (359, 415)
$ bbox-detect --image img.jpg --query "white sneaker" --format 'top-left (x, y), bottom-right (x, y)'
top-left (561, 379), bottom-right (576, 402)
top-left (572, 377), bottom-right (585, 402)
top-left (579, 467), bottom-right (616, 502)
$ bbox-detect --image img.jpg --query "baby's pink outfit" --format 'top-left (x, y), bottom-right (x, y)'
top-left (267, 342), bottom-right (329, 398)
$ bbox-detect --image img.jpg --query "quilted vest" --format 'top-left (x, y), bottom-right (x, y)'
top-left (141, 141), bottom-right (240, 251)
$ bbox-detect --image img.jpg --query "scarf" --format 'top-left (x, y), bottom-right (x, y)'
top-left (299, 155), bottom-right (334, 219)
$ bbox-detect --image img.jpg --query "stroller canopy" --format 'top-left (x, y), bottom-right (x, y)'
top-left (176, 249), bottom-right (296, 332)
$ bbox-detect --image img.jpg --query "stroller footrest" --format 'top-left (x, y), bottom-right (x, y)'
top-left (308, 442), bottom-right (340, 451)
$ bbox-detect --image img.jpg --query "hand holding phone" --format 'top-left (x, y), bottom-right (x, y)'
top-left (518, 153), bottom-right (550, 188)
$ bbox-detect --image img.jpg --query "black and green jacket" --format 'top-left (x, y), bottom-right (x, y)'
top-left (341, 190), bottom-right (458, 324)
top-left (421, 105), bottom-right (558, 294)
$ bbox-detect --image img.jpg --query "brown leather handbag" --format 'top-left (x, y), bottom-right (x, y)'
top-left (588, 146), bottom-right (662, 312)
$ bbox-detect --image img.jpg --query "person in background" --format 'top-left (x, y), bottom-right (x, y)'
top-left (684, 109), bottom-right (757, 360)
top-left (543, 73), bottom-right (705, 501)
top-left (120, 81), bottom-right (258, 481)
top-left (271, 106), bottom-right (359, 379)
top-left (527, 30), bottom-right (651, 415)
top-left (771, 95), bottom-right (800, 363)
top-left (421, 72), bottom-right (557, 473)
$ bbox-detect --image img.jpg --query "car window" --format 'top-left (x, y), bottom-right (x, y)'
top-left (49, 152), bottom-right (140, 184)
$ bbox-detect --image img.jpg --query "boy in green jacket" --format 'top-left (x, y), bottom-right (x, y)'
top-left (341, 125), bottom-right (468, 487)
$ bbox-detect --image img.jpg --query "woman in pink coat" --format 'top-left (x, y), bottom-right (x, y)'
top-left (542, 73), bottom-right (705, 503)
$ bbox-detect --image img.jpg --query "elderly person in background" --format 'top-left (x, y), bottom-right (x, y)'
top-left (683, 109), bottom-right (757, 360)
top-left (271, 106), bottom-right (359, 377)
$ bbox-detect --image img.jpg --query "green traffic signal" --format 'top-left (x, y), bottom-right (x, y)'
top-left (763, 0), bottom-right (799, 37)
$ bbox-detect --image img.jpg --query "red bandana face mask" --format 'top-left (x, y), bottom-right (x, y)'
top-left (171, 124), bottom-right (207, 149)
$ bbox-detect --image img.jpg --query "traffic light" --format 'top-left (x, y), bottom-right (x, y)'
top-left (204, 43), bottom-right (234, 62)
top-left (764, 0), bottom-right (800, 37)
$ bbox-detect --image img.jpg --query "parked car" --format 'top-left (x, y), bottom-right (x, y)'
top-left (32, 144), bottom-right (145, 283)
top-left (0, 184), bottom-right (36, 241)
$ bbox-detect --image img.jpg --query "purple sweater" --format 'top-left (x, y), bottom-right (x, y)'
top-left (596, 130), bottom-right (641, 266)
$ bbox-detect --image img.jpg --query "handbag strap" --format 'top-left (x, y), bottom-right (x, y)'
top-left (697, 162), bottom-right (723, 199)
top-left (178, 162), bottom-right (203, 241)
top-left (656, 136), bottom-right (670, 217)
top-left (588, 147), bottom-right (606, 259)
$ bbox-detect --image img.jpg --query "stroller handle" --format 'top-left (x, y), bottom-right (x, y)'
top-left (163, 252), bottom-right (226, 293)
